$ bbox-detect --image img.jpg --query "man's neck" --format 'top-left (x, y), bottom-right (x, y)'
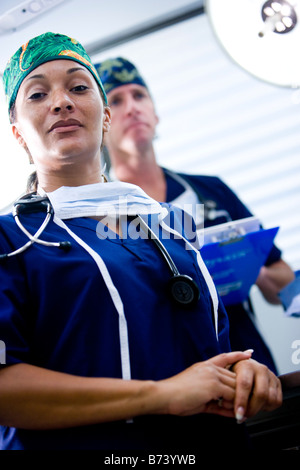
top-left (109, 147), bottom-right (167, 202)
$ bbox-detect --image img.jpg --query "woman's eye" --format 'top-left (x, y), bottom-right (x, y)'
top-left (28, 92), bottom-right (46, 100)
top-left (72, 85), bottom-right (89, 92)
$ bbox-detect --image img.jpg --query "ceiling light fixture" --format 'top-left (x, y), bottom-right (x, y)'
top-left (205, 0), bottom-right (300, 87)
top-left (0, 0), bottom-right (70, 35)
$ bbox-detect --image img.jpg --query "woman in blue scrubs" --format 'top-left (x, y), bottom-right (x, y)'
top-left (0, 32), bottom-right (281, 451)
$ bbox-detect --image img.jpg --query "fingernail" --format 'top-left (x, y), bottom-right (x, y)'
top-left (244, 349), bottom-right (254, 355)
top-left (235, 406), bottom-right (245, 424)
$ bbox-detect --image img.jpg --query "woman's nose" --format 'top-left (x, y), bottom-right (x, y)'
top-left (51, 90), bottom-right (74, 113)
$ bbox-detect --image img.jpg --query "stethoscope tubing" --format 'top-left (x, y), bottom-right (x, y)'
top-left (165, 170), bottom-right (232, 223)
top-left (1, 207), bottom-right (53, 259)
top-left (137, 215), bottom-right (200, 307)
top-left (0, 199), bottom-right (71, 261)
top-left (13, 203), bottom-right (56, 248)
top-left (136, 215), bottom-right (180, 277)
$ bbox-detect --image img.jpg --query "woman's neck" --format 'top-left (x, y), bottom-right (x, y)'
top-left (36, 164), bottom-right (102, 193)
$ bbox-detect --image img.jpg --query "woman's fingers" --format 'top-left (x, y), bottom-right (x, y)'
top-left (209, 350), bottom-right (253, 370)
top-left (233, 359), bottom-right (282, 422)
top-left (159, 351), bottom-right (282, 422)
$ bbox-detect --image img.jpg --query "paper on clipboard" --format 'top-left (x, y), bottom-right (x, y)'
top-left (199, 218), bottom-right (279, 306)
top-left (202, 216), bottom-right (261, 244)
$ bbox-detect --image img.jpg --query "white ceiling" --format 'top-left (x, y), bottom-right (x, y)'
top-left (0, 0), bottom-right (204, 72)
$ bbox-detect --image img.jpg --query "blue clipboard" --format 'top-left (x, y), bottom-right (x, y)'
top-left (200, 226), bottom-right (279, 306)
top-left (279, 270), bottom-right (300, 317)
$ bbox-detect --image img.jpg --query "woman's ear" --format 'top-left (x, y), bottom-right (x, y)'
top-left (12, 124), bottom-right (34, 164)
top-left (102, 107), bottom-right (111, 133)
top-left (12, 124), bottom-right (26, 148)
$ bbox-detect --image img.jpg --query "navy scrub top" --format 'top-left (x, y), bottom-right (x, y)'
top-left (0, 207), bottom-right (237, 450)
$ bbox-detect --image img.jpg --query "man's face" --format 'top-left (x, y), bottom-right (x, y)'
top-left (104, 83), bottom-right (159, 154)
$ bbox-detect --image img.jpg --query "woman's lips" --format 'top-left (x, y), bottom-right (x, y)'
top-left (49, 119), bottom-right (82, 133)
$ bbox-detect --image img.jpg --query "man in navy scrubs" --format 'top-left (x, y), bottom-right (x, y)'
top-left (94, 57), bottom-right (295, 374)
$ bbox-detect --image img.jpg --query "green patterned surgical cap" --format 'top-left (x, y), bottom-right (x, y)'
top-left (3, 32), bottom-right (107, 119)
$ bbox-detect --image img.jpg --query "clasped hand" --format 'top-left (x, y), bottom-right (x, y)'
top-left (160, 351), bottom-right (282, 423)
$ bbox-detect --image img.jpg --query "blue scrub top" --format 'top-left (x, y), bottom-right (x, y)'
top-left (0, 206), bottom-right (233, 450)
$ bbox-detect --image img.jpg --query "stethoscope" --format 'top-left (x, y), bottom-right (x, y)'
top-left (136, 215), bottom-right (200, 307)
top-left (0, 194), bottom-right (71, 261)
top-left (165, 170), bottom-right (232, 223)
top-left (0, 194), bottom-right (200, 308)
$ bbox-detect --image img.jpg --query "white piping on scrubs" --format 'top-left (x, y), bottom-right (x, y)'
top-left (53, 215), bottom-right (132, 382)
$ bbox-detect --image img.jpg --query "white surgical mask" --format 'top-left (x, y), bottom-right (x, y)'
top-left (40, 181), bottom-right (167, 219)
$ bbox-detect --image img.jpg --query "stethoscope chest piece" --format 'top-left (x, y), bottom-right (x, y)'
top-left (168, 274), bottom-right (200, 308)
top-left (135, 215), bottom-right (200, 309)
